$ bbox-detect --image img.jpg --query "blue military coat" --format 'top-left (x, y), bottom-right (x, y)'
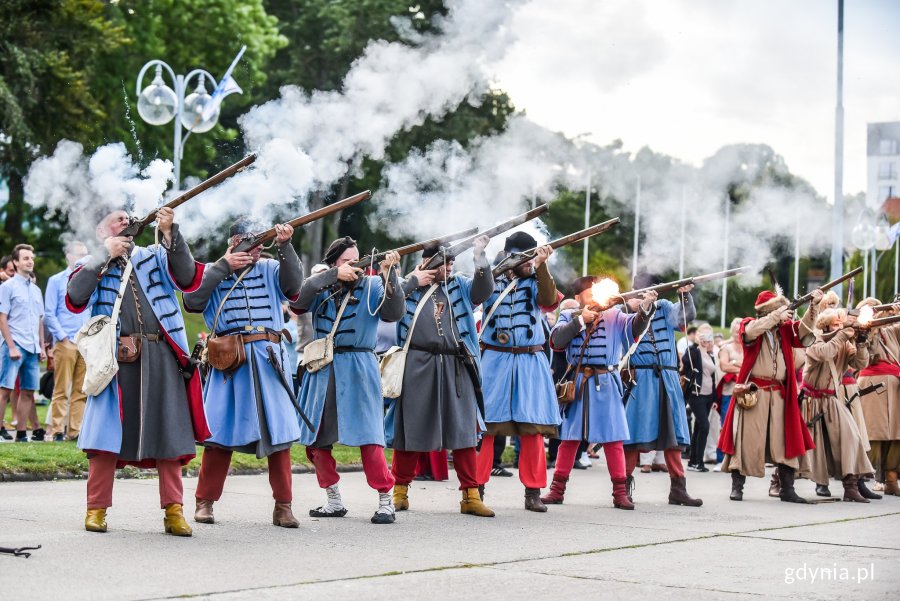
top-left (298, 276), bottom-right (391, 446)
top-left (624, 299), bottom-right (691, 447)
top-left (553, 307), bottom-right (636, 443)
top-left (480, 275), bottom-right (560, 427)
top-left (194, 260), bottom-right (301, 449)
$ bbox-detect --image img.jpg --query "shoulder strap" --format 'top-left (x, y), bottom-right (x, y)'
top-left (477, 279), bottom-right (518, 342)
top-left (618, 308), bottom-right (654, 371)
top-left (402, 284), bottom-right (439, 351)
top-left (109, 257), bottom-right (134, 324)
top-left (557, 317), bottom-right (596, 384)
top-left (209, 268), bottom-right (251, 338)
top-left (327, 287), bottom-right (354, 338)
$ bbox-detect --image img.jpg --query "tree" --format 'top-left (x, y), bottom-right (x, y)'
top-left (0, 0), bottom-right (128, 240)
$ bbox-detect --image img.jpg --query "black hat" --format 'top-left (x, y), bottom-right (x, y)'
top-left (229, 216), bottom-right (264, 238)
top-left (422, 242), bottom-right (442, 259)
top-left (324, 236), bottom-right (357, 266)
top-left (571, 275), bottom-right (596, 295)
top-left (504, 231), bottom-right (537, 254)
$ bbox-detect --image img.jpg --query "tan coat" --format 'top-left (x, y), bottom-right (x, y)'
top-left (801, 330), bottom-right (874, 483)
top-left (721, 309), bottom-right (815, 478)
top-left (857, 324), bottom-right (900, 441)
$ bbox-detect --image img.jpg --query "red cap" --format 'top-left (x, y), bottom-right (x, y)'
top-left (755, 290), bottom-right (777, 307)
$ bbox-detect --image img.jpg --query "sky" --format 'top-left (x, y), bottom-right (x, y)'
top-left (493, 0), bottom-right (900, 203)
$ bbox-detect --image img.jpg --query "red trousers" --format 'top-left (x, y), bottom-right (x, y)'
top-left (306, 445), bottom-right (394, 493)
top-left (624, 448), bottom-right (685, 477)
top-left (552, 440), bottom-right (626, 480)
top-left (476, 434), bottom-right (546, 488)
top-left (195, 447), bottom-right (293, 503)
top-left (393, 447), bottom-right (478, 490)
top-left (87, 454), bottom-right (183, 509)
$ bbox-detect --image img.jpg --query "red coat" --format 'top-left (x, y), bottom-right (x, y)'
top-left (718, 317), bottom-right (815, 459)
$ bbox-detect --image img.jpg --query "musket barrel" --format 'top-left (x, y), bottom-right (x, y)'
top-left (788, 266), bottom-right (864, 309)
top-left (353, 226), bottom-right (479, 269)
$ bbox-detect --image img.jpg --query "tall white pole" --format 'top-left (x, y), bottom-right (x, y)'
top-left (894, 235), bottom-right (898, 297)
top-left (871, 248), bottom-right (878, 298)
top-left (863, 251), bottom-right (869, 295)
top-left (830, 0), bottom-right (845, 294)
top-left (582, 168), bottom-right (591, 276)
top-left (679, 186), bottom-right (686, 279)
top-left (632, 176), bottom-right (641, 283)
top-left (721, 195), bottom-right (730, 328)
top-left (172, 75), bottom-right (184, 192)
top-left (793, 204), bottom-right (801, 298)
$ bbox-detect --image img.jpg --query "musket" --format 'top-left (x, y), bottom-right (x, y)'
top-left (420, 204), bottom-right (550, 270)
top-left (589, 266), bottom-right (749, 311)
top-left (491, 218), bottom-right (620, 277)
top-left (869, 302), bottom-right (900, 313)
top-left (787, 267), bottom-right (863, 310)
top-left (232, 190), bottom-right (370, 253)
top-left (353, 227), bottom-right (479, 270)
top-left (821, 313), bottom-right (900, 341)
top-left (119, 153), bottom-right (257, 238)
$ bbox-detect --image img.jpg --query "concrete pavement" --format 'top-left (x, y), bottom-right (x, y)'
top-left (0, 462), bottom-right (896, 600)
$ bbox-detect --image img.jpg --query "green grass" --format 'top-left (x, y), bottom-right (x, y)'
top-left (0, 442), bottom-right (379, 478)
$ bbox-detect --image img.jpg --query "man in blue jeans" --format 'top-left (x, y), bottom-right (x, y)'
top-left (0, 244), bottom-right (46, 442)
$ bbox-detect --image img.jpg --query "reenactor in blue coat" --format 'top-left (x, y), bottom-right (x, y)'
top-left (296, 237), bottom-right (405, 524)
top-left (184, 217), bottom-right (305, 528)
top-left (67, 207), bottom-right (208, 536)
top-left (542, 276), bottom-right (656, 510)
top-left (475, 232), bottom-right (561, 512)
top-left (622, 280), bottom-right (703, 507)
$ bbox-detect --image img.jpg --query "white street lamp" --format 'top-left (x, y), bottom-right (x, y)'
top-left (135, 59), bottom-right (240, 191)
top-left (852, 208), bottom-right (875, 294)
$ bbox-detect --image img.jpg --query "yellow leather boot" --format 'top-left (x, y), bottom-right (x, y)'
top-left (460, 488), bottom-right (495, 517)
top-left (85, 508), bottom-right (108, 533)
top-left (163, 503), bottom-right (193, 537)
top-left (393, 484), bottom-right (410, 511)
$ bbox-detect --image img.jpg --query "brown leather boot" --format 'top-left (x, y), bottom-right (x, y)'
top-left (194, 499), bottom-right (215, 524)
top-left (85, 508), bottom-right (107, 533)
top-left (273, 502), bottom-right (300, 528)
top-left (460, 488), bottom-right (495, 517)
top-left (668, 476), bottom-right (703, 507)
top-left (392, 484), bottom-right (409, 511)
top-left (768, 468), bottom-right (781, 497)
top-left (540, 474), bottom-right (568, 504)
top-left (885, 471), bottom-right (900, 496)
top-left (163, 504), bottom-right (193, 537)
top-left (524, 488), bottom-right (547, 512)
top-left (842, 475), bottom-right (869, 503)
top-left (611, 477), bottom-right (634, 510)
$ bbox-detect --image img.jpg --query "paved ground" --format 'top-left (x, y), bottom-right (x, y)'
top-left (0, 461), bottom-right (897, 600)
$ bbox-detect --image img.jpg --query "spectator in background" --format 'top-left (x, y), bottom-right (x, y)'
top-left (0, 255), bottom-right (14, 283)
top-left (714, 318), bottom-right (744, 470)
top-left (44, 240), bottom-right (90, 441)
top-left (0, 244), bottom-right (46, 442)
top-left (677, 325), bottom-right (698, 356)
top-left (682, 324), bottom-right (717, 472)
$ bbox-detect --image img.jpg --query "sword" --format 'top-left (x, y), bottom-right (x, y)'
top-left (265, 345), bottom-right (314, 432)
top-left (846, 382), bottom-right (883, 411)
top-left (0, 544), bottom-right (40, 558)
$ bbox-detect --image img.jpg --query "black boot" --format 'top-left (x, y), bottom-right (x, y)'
top-left (857, 478), bottom-right (882, 500)
top-left (815, 484), bottom-right (832, 497)
top-left (730, 471), bottom-right (745, 501)
top-left (778, 465), bottom-right (809, 503)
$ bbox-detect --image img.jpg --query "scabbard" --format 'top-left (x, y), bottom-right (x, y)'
top-left (265, 345), bottom-right (314, 432)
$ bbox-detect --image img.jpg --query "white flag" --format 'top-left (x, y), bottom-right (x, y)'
top-left (202, 45), bottom-right (246, 122)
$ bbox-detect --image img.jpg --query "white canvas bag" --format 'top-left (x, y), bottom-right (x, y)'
top-left (380, 284), bottom-right (438, 398)
top-left (76, 258), bottom-right (134, 396)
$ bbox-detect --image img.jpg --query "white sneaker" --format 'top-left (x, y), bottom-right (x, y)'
top-left (713, 463), bottom-right (723, 472)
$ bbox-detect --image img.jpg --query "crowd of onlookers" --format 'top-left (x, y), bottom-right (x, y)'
top-left (0, 242), bottom-right (90, 443)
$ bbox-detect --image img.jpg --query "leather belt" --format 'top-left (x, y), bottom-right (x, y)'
top-left (749, 376), bottom-right (785, 393)
top-left (410, 344), bottom-right (462, 356)
top-left (576, 365), bottom-right (617, 376)
top-left (123, 333), bottom-right (162, 342)
top-left (241, 332), bottom-right (282, 344)
top-left (334, 346), bottom-right (373, 353)
top-left (480, 343), bottom-right (543, 355)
